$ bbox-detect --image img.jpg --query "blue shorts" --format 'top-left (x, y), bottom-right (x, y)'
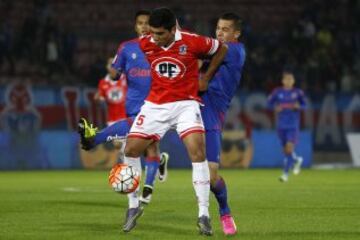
top-left (277, 128), bottom-right (299, 146)
top-left (201, 93), bottom-right (225, 131)
top-left (205, 130), bottom-right (222, 163)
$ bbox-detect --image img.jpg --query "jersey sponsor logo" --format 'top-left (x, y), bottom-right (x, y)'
top-left (129, 67), bottom-right (151, 78)
top-left (131, 53), bottom-right (137, 59)
top-left (106, 134), bottom-right (126, 141)
top-left (179, 44), bottom-right (187, 55)
top-left (151, 57), bottom-right (186, 79)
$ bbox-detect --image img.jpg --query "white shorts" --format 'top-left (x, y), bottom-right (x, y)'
top-left (128, 100), bottom-right (204, 141)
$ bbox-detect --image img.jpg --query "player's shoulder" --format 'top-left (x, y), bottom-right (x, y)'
top-left (139, 34), bottom-right (152, 43)
top-left (179, 30), bottom-right (199, 38)
top-left (295, 87), bottom-right (305, 95)
top-left (272, 87), bottom-right (283, 94)
top-left (178, 30), bottom-right (209, 46)
top-left (139, 34), bottom-right (153, 49)
top-left (117, 38), bottom-right (140, 52)
top-left (98, 78), bottom-right (107, 88)
top-left (227, 41), bottom-right (245, 55)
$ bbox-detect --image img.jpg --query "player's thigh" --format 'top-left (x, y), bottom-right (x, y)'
top-left (175, 101), bottom-right (205, 139)
top-left (277, 129), bottom-right (287, 146)
top-left (128, 101), bottom-right (171, 141)
top-left (205, 130), bottom-right (222, 163)
top-left (182, 132), bottom-right (206, 163)
top-left (125, 137), bottom-right (153, 157)
top-left (282, 129), bottom-right (296, 154)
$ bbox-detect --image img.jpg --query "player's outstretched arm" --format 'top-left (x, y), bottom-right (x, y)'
top-left (199, 44), bottom-right (228, 91)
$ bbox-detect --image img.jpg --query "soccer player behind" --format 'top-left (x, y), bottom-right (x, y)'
top-left (121, 7), bottom-right (227, 235)
top-left (78, 10), bottom-right (169, 231)
top-left (267, 69), bottom-right (306, 182)
top-left (199, 13), bottom-right (246, 236)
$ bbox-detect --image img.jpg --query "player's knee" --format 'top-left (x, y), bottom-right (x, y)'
top-left (284, 143), bottom-right (293, 155)
top-left (124, 144), bottom-right (140, 158)
top-left (145, 143), bottom-right (159, 157)
top-left (190, 148), bottom-right (205, 162)
top-left (208, 164), bottom-right (219, 185)
top-left (210, 173), bottom-right (218, 186)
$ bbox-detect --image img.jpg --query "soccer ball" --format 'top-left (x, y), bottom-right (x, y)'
top-left (108, 163), bottom-right (140, 194)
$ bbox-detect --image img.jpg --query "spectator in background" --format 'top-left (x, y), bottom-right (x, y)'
top-left (0, 18), bottom-right (14, 74)
top-left (61, 25), bottom-right (77, 73)
top-left (45, 33), bottom-right (59, 76)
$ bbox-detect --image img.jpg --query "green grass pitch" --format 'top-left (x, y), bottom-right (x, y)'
top-left (0, 169), bottom-right (359, 240)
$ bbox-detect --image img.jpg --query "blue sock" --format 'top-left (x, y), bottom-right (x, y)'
top-left (284, 153), bottom-right (295, 174)
top-left (94, 117), bottom-right (134, 145)
top-left (144, 156), bottom-right (160, 187)
top-left (211, 176), bottom-right (230, 216)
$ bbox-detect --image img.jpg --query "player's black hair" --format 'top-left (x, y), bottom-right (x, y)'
top-left (219, 12), bottom-right (243, 31)
top-left (282, 65), bottom-right (295, 75)
top-left (149, 7), bottom-right (176, 31)
top-left (135, 9), bottom-right (151, 20)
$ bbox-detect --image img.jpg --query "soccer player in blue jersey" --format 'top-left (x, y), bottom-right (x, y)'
top-left (267, 69), bottom-right (306, 182)
top-left (199, 13), bottom-right (246, 236)
top-left (78, 10), bottom-right (169, 232)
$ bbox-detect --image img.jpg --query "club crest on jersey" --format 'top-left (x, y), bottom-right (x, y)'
top-left (131, 53), bottom-right (137, 59)
top-left (107, 87), bottom-right (124, 103)
top-left (179, 44), bottom-right (187, 55)
top-left (151, 57), bottom-right (186, 79)
top-left (291, 92), bottom-right (297, 99)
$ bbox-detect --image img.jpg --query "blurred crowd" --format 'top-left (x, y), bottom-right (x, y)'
top-left (0, 0), bottom-right (359, 93)
top-left (243, 0), bottom-right (360, 94)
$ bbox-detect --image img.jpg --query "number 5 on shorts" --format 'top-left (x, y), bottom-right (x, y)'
top-left (136, 115), bottom-right (145, 126)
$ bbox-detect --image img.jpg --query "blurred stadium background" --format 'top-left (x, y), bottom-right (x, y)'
top-left (0, 0), bottom-right (359, 239)
top-left (0, 0), bottom-right (359, 169)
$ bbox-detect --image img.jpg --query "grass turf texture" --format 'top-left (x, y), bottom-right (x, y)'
top-left (0, 169), bottom-right (359, 240)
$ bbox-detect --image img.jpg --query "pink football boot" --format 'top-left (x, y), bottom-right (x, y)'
top-left (220, 214), bottom-right (237, 235)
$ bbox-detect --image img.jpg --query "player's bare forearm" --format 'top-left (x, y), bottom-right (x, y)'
top-left (200, 44), bottom-right (228, 89)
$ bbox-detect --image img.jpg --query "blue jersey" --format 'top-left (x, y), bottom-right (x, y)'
top-left (112, 38), bottom-right (151, 117)
top-left (201, 42), bottom-right (246, 130)
top-left (267, 87), bottom-right (306, 130)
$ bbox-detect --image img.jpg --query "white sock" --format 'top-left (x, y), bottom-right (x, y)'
top-left (124, 156), bottom-right (142, 209)
top-left (192, 160), bottom-right (210, 217)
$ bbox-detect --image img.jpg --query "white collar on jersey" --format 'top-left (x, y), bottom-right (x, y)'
top-left (150, 29), bottom-right (182, 51)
